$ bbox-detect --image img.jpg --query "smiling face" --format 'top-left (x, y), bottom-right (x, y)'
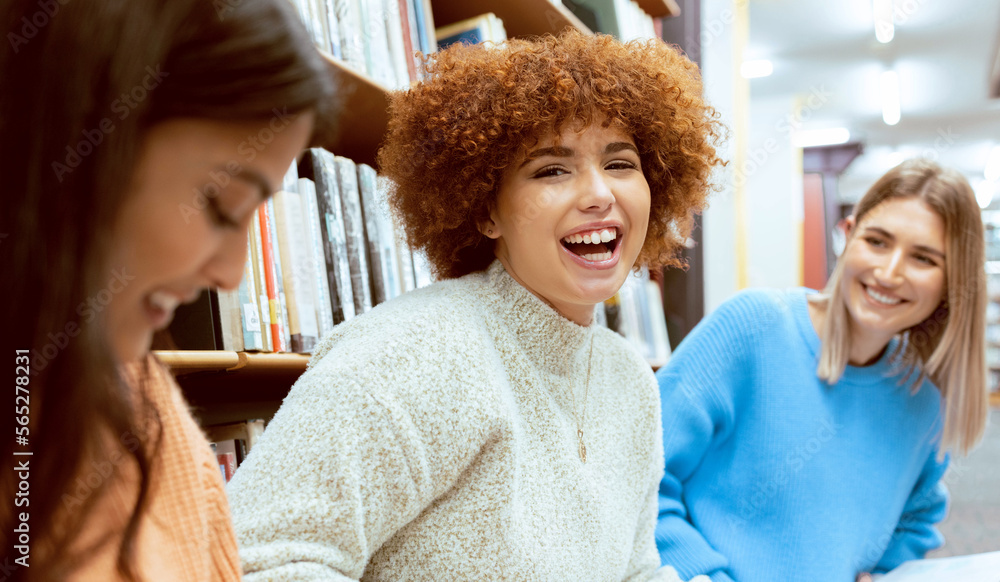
top-left (487, 122), bottom-right (652, 325)
top-left (840, 196), bottom-right (947, 348)
top-left (106, 113), bottom-right (314, 362)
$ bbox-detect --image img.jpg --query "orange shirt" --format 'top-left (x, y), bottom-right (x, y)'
top-left (50, 357), bottom-right (241, 581)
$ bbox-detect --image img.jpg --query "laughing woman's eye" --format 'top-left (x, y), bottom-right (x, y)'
top-left (864, 236), bottom-right (886, 248)
top-left (532, 165), bottom-right (568, 179)
top-left (207, 197), bottom-right (240, 229)
top-left (606, 160), bottom-right (637, 171)
top-left (914, 253), bottom-right (938, 266)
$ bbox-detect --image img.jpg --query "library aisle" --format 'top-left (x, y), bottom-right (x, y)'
top-left (931, 409), bottom-right (1000, 556)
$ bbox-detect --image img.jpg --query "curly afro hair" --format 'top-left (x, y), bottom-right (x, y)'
top-left (377, 29), bottom-right (725, 280)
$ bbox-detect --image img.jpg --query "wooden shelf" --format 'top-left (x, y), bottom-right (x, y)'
top-left (310, 53), bottom-right (390, 169)
top-left (156, 351), bottom-right (310, 425)
top-left (635, 0), bottom-right (681, 18)
top-left (431, 0), bottom-right (592, 38)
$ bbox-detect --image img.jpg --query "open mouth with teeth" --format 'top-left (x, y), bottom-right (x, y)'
top-left (561, 227), bottom-right (620, 262)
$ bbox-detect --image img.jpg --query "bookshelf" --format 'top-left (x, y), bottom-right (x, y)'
top-left (158, 351), bottom-right (309, 425)
top-left (431, 0), bottom-right (592, 37)
top-left (635, 0), bottom-right (681, 19)
top-left (310, 53), bottom-right (390, 169)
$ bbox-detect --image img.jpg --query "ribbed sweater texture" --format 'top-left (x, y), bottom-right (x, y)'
top-left (654, 288), bottom-right (948, 582)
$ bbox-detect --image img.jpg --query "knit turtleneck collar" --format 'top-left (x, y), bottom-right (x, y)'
top-left (480, 260), bottom-right (597, 377)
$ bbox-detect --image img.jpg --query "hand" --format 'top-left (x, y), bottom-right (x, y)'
top-left (856, 574), bottom-right (873, 582)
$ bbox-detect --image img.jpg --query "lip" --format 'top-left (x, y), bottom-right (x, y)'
top-left (861, 282), bottom-right (906, 307)
top-left (561, 231), bottom-right (624, 270)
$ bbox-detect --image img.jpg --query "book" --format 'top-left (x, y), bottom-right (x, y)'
top-left (273, 189), bottom-right (320, 353)
top-left (394, 0), bottom-right (417, 82)
top-left (375, 175), bottom-right (403, 301)
top-left (357, 163), bottom-right (390, 306)
top-left (383, 0), bottom-right (412, 88)
top-left (879, 551), bottom-right (1000, 581)
top-left (166, 289), bottom-right (222, 350)
top-left (334, 155), bottom-right (373, 315)
top-left (250, 208), bottom-right (273, 351)
top-left (359, 0), bottom-right (395, 88)
top-left (265, 197), bottom-right (293, 352)
top-left (238, 235), bottom-right (265, 351)
top-left (302, 149), bottom-right (355, 324)
top-left (215, 287), bottom-right (244, 351)
top-left (334, 0), bottom-right (367, 76)
top-left (258, 200), bottom-right (287, 352)
top-left (298, 177), bottom-right (336, 340)
top-left (411, 248), bottom-right (433, 289)
top-left (436, 13), bottom-right (507, 49)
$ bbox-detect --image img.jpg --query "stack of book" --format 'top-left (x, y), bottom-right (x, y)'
top-left (435, 13), bottom-right (508, 49)
top-left (170, 150), bottom-right (433, 353)
top-left (207, 419), bottom-right (266, 483)
top-left (603, 268), bottom-right (671, 368)
top-left (289, 0), bottom-right (437, 89)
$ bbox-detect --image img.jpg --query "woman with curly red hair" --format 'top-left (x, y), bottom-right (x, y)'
top-left (228, 30), bottom-right (724, 581)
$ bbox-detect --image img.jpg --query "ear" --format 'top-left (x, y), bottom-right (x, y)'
top-left (842, 215), bottom-right (856, 237)
top-left (480, 217), bottom-right (501, 239)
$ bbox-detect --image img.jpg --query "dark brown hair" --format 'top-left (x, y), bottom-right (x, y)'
top-left (0, 0), bottom-right (332, 579)
top-left (378, 29), bottom-right (725, 279)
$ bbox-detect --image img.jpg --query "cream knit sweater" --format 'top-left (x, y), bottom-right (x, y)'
top-left (228, 261), bottom-right (703, 582)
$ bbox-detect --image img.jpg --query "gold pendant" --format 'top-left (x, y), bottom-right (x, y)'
top-left (578, 429), bottom-right (587, 463)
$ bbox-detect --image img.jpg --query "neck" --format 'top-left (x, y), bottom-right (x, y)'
top-left (808, 297), bottom-right (891, 367)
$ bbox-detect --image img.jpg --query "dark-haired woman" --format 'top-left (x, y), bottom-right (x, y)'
top-left (0, 0), bottom-right (332, 579)
top-left (227, 30), bottom-right (723, 581)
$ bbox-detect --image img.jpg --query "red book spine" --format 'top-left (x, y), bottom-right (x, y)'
top-left (257, 203), bottom-right (285, 352)
top-left (398, 0), bottom-right (417, 82)
top-left (217, 452), bottom-right (236, 482)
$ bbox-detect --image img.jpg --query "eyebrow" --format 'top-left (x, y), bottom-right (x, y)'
top-left (863, 226), bottom-right (945, 258)
top-left (518, 142), bottom-right (640, 169)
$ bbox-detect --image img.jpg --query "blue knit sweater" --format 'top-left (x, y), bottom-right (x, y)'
top-left (654, 288), bottom-right (948, 582)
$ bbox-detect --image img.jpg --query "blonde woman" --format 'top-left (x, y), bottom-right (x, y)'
top-left (654, 159), bottom-right (988, 582)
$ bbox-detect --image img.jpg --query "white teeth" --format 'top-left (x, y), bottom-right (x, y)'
top-left (562, 228), bottom-right (618, 245)
top-left (865, 286), bottom-right (901, 305)
top-left (148, 291), bottom-right (181, 313)
top-left (581, 251), bottom-right (613, 261)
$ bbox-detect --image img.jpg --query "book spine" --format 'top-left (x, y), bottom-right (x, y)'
top-left (323, 0), bottom-right (343, 59)
top-left (359, 0), bottom-right (395, 88)
top-left (383, 0), bottom-right (412, 89)
top-left (258, 201), bottom-right (286, 352)
top-left (356, 163), bottom-right (387, 307)
top-left (395, 0), bottom-right (417, 83)
top-left (273, 190), bottom-right (320, 353)
top-left (299, 177), bottom-right (336, 338)
top-left (215, 287), bottom-right (244, 352)
top-left (251, 208), bottom-right (273, 351)
top-left (334, 156), bottom-right (373, 315)
top-left (239, 231), bottom-right (264, 351)
top-left (315, 150), bottom-right (356, 323)
top-left (265, 198), bottom-right (293, 352)
top-left (375, 175), bottom-right (403, 301)
top-left (334, 0), bottom-right (368, 75)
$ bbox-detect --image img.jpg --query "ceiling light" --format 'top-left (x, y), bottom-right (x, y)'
top-left (975, 179), bottom-right (996, 209)
top-left (881, 70), bottom-right (900, 126)
top-left (740, 60), bottom-right (773, 79)
top-left (985, 145), bottom-right (1000, 182)
top-left (792, 128), bottom-right (851, 148)
top-left (873, 0), bottom-right (894, 43)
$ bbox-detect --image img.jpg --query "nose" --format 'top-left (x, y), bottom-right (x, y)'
top-left (577, 167), bottom-right (615, 212)
top-left (202, 229), bottom-right (249, 291)
top-left (874, 247), bottom-right (905, 287)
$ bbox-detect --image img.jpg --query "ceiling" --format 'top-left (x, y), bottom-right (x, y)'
top-left (745, 0), bottom-right (1000, 206)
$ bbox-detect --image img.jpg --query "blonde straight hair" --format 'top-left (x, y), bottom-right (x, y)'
top-left (809, 159), bottom-right (988, 456)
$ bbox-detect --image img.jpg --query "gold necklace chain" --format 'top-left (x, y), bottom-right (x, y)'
top-left (571, 332), bottom-right (594, 463)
